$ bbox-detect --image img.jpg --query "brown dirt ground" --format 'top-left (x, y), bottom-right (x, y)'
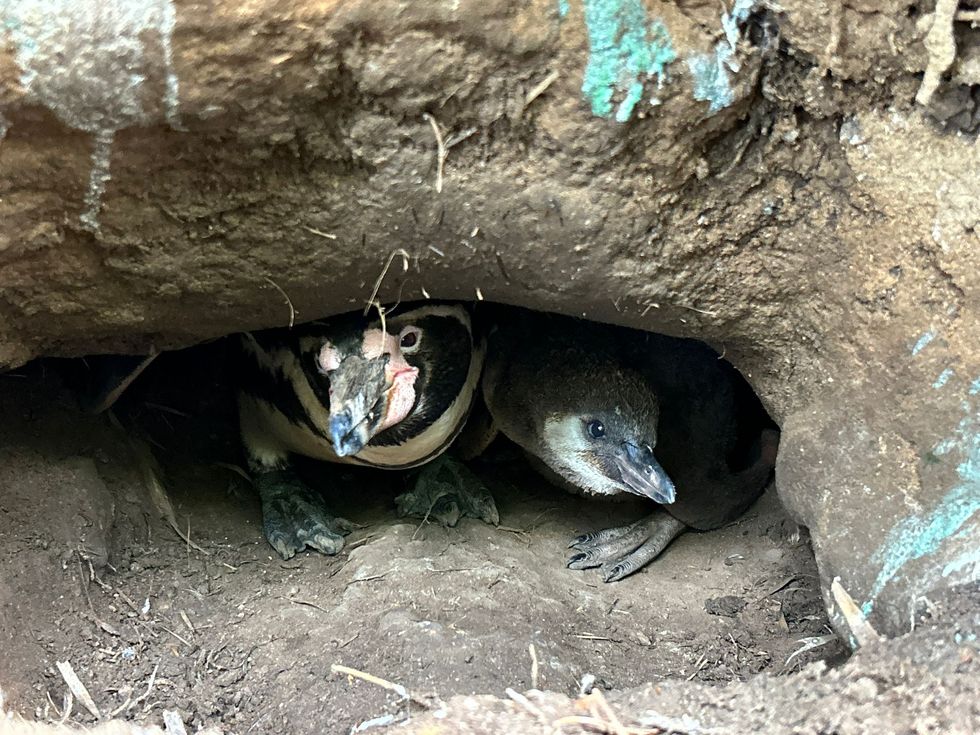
top-left (0, 344), bottom-right (848, 734)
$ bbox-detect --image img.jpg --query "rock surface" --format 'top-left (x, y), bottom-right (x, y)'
top-left (1, 1), bottom-right (977, 640)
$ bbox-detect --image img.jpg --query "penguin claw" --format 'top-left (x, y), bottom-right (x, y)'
top-left (395, 455), bottom-right (499, 527)
top-left (429, 499), bottom-right (462, 528)
top-left (255, 469), bottom-right (353, 559)
top-left (565, 512), bottom-right (688, 581)
top-left (569, 524), bottom-right (635, 549)
top-left (268, 533), bottom-right (298, 561)
top-left (567, 550), bottom-right (610, 570)
top-left (601, 561), bottom-right (634, 583)
top-left (306, 530), bottom-right (347, 556)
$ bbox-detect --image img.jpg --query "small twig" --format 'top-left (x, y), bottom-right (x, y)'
top-left (179, 610), bottom-right (196, 634)
top-left (525, 70), bottom-right (560, 106)
top-left (75, 552), bottom-right (95, 614)
top-left (831, 577), bottom-right (879, 648)
top-left (422, 113), bottom-right (447, 193)
top-left (45, 690), bottom-right (73, 724)
top-left (335, 633), bottom-right (359, 649)
top-left (110, 660), bottom-right (161, 716)
top-left (555, 690), bottom-right (666, 735)
top-left (363, 249), bottom-right (410, 317)
top-left (685, 654), bottom-right (708, 681)
top-left (284, 597), bottom-right (332, 615)
top-left (55, 661), bottom-right (101, 719)
top-left (331, 664), bottom-right (434, 709)
top-left (783, 634), bottom-right (838, 668)
top-left (263, 277), bottom-right (296, 329)
top-left (754, 575), bottom-right (799, 602)
top-left (348, 572), bottom-right (391, 584)
top-left (302, 224), bottom-right (337, 240)
top-left (160, 625), bottom-right (192, 647)
top-left (587, 690), bottom-right (626, 733)
top-left (445, 128), bottom-right (477, 150)
top-left (573, 633), bottom-right (620, 642)
top-left (351, 714), bottom-right (399, 733)
top-left (505, 688), bottom-right (547, 723)
top-left (529, 643), bottom-right (539, 689)
top-left (677, 303), bottom-right (718, 317)
top-left (130, 438), bottom-right (209, 555)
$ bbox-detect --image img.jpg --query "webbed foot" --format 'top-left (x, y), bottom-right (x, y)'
top-left (395, 456), bottom-right (499, 527)
top-left (256, 469), bottom-right (355, 559)
top-left (567, 512), bottom-right (686, 582)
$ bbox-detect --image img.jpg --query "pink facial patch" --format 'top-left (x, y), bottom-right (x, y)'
top-left (361, 329), bottom-right (394, 359)
top-left (359, 329), bottom-right (419, 430)
top-left (317, 343), bottom-right (341, 373)
top-left (381, 362), bottom-right (418, 430)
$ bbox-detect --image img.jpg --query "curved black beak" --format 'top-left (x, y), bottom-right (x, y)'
top-left (615, 441), bottom-right (676, 504)
top-left (329, 409), bottom-right (370, 457)
top-left (326, 354), bottom-right (389, 457)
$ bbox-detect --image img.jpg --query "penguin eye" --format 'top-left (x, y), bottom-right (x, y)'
top-left (399, 327), bottom-right (422, 353)
top-left (643, 442), bottom-right (654, 454)
top-left (586, 420), bottom-right (606, 439)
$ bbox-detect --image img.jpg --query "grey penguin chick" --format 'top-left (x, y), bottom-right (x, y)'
top-left (482, 309), bottom-right (778, 582)
top-left (238, 302), bottom-right (486, 559)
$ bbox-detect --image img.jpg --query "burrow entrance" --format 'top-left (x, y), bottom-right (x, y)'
top-left (0, 307), bottom-right (847, 734)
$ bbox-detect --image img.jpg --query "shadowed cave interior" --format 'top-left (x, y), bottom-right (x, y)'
top-left (0, 306), bottom-right (850, 733)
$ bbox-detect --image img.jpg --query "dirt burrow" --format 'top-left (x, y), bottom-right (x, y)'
top-left (0, 355), bottom-right (844, 734)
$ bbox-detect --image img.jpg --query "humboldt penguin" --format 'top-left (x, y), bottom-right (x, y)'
top-left (238, 302), bottom-right (485, 559)
top-left (482, 309), bottom-right (778, 582)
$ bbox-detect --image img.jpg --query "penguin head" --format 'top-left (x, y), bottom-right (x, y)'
top-left (307, 304), bottom-right (474, 458)
top-left (536, 365), bottom-right (676, 505)
top-left (313, 321), bottom-right (421, 457)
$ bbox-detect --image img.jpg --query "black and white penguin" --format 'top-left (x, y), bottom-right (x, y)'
top-left (482, 309), bottom-right (778, 582)
top-left (238, 303), bottom-right (484, 559)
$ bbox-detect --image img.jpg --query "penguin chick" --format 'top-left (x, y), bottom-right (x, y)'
top-left (483, 310), bottom-right (778, 582)
top-left (483, 337), bottom-right (676, 506)
top-left (238, 303), bottom-right (484, 559)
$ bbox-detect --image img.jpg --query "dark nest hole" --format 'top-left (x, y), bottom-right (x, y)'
top-left (0, 305), bottom-right (849, 734)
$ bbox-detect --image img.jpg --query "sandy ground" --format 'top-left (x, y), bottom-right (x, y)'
top-left (0, 347), bottom-right (847, 733)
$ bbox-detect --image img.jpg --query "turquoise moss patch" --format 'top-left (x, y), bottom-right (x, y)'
top-left (862, 397), bottom-right (980, 616)
top-left (687, 0), bottom-right (756, 114)
top-left (687, 49), bottom-right (733, 113)
top-left (581, 0), bottom-right (676, 122)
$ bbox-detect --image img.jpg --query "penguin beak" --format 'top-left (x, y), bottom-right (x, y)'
top-left (324, 335), bottom-right (419, 458)
top-left (327, 353), bottom-right (389, 457)
top-left (329, 410), bottom-right (363, 457)
top-left (615, 442), bottom-right (676, 505)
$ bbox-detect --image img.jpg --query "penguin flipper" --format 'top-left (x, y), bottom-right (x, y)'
top-left (255, 468), bottom-right (355, 559)
top-left (567, 512), bottom-right (686, 582)
top-left (395, 455), bottom-right (499, 528)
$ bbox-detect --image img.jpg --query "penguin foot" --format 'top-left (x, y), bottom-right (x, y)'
top-left (395, 455), bottom-right (499, 527)
top-left (255, 469), bottom-right (356, 560)
top-left (567, 512), bottom-right (686, 582)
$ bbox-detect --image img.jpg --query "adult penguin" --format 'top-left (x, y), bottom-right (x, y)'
top-left (238, 302), bottom-right (485, 559)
